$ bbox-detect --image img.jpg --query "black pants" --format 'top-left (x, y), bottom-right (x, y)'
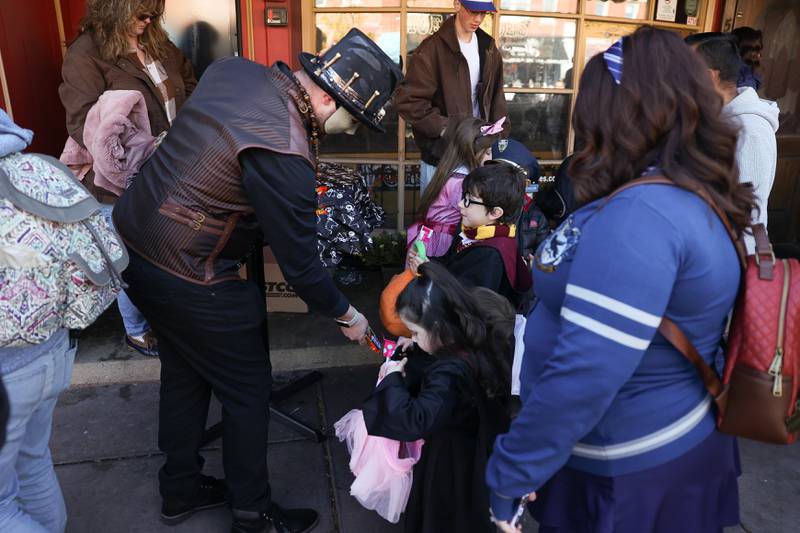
top-left (122, 251), bottom-right (272, 512)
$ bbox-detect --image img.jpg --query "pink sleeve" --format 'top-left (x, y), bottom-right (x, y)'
top-left (442, 176), bottom-right (465, 208)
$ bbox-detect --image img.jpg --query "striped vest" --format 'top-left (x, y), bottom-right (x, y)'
top-left (113, 59), bottom-right (314, 284)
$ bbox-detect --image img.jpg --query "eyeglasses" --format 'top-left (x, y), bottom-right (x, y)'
top-left (136, 12), bottom-right (161, 21)
top-left (461, 193), bottom-right (486, 208)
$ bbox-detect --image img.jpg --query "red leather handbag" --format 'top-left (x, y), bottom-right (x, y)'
top-left (610, 177), bottom-right (800, 444)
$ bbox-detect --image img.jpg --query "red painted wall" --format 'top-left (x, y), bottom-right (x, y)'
top-left (0, 0), bottom-right (68, 155)
top-left (0, 0), bottom-right (299, 156)
top-left (241, 0), bottom-right (299, 69)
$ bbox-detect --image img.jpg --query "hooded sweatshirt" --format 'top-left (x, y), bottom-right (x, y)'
top-left (723, 87), bottom-right (780, 253)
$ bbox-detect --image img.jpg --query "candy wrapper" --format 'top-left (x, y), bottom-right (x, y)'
top-left (417, 224), bottom-right (433, 244)
top-left (413, 224), bottom-right (432, 262)
top-left (382, 339), bottom-right (397, 359)
top-left (365, 327), bottom-right (382, 353)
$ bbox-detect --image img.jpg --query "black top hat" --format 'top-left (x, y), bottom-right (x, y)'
top-left (299, 28), bottom-right (403, 133)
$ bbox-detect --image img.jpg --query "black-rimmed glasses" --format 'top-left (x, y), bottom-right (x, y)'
top-left (461, 193), bottom-right (486, 208)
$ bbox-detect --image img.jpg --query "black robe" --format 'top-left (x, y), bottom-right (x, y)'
top-left (362, 353), bottom-right (509, 533)
top-left (438, 235), bottom-right (532, 312)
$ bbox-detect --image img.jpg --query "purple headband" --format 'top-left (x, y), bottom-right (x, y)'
top-left (603, 38), bottom-right (625, 85)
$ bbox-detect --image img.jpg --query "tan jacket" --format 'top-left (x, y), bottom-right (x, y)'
top-left (394, 16), bottom-right (509, 166)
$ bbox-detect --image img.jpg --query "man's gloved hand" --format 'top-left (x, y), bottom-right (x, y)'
top-left (338, 306), bottom-right (369, 343)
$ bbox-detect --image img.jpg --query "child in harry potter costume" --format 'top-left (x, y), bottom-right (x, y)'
top-left (360, 262), bottom-right (514, 533)
top-left (408, 162), bottom-right (532, 310)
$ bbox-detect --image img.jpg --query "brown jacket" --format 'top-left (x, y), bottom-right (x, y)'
top-left (394, 16), bottom-right (509, 166)
top-left (59, 32), bottom-right (197, 148)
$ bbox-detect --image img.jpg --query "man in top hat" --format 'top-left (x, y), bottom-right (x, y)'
top-left (395, 0), bottom-right (509, 192)
top-left (113, 29), bottom-right (402, 533)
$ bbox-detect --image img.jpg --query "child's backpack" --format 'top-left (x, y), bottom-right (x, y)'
top-left (611, 176), bottom-right (800, 444)
top-left (0, 152), bottom-right (128, 348)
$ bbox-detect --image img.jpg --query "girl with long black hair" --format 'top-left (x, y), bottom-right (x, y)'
top-left (361, 261), bottom-right (514, 533)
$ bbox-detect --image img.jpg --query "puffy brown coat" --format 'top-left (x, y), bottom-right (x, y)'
top-left (394, 16), bottom-right (509, 166)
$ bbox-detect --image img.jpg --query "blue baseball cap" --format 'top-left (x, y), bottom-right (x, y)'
top-left (458, 0), bottom-right (497, 13)
top-left (492, 138), bottom-right (540, 181)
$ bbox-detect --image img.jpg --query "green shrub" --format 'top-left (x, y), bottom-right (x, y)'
top-left (359, 231), bottom-right (407, 268)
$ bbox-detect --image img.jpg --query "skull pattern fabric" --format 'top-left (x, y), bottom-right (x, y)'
top-left (316, 162), bottom-right (385, 267)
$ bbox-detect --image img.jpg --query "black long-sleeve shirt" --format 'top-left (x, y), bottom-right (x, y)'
top-left (239, 148), bottom-right (348, 318)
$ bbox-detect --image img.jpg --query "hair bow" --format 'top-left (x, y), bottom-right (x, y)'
top-left (603, 38), bottom-right (625, 85)
top-left (480, 116), bottom-right (506, 136)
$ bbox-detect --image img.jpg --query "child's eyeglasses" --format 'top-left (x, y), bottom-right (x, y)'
top-left (136, 12), bottom-right (161, 21)
top-left (461, 193), bottom-right (486, 208)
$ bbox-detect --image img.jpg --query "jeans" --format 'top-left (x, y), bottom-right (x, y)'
top-left (419, 161), bottom-right (437, 194)
top-left (101, 205), bottom-right (150, 336)
top-left (0, 331), bottom-right (76, 532)
top-left (117, 289), bottom-right (149, 337)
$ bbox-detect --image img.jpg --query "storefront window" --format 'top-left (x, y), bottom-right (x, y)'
top-left (407, 13), bottom-right (493, 53)
top-left (407, 12), bottom-right (447, 52)
top-left (499, 16), bottom-right (576, 89)
top-left (653, 0), bottom-right (702, 26)
top-left (407, 0), bottom-right (456, 8)
top-left (500, 0), bottom-right (578, 13)
top-left (303, 0), bottom-right (707, 228)
top-left (506, 93), bottom-right (570, 159)
top-left (583, 20), bottom-right (639, 65)
top-left (315, 0), bottom-right (400, 6)
top-left (584, 0), bottom-right (650, 20)
top-left (315, 13), bottom-right (402, 63)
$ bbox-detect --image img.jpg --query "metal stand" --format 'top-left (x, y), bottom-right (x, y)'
top-left (201, 249), bottom-right (327, 446)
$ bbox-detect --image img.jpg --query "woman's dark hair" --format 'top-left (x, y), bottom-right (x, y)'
top-left (396, 262), bottom-right (514, 398)
top-left (695, 35), bottom-right (741, 84)
top-left (417, 117), bottom-right (498, 220)
top-left (569, 27), bottom-right (756, 235)
top-left (684, 31), bottom-right (727, 47)
top-left (731, 27), bottom-right (762, 46)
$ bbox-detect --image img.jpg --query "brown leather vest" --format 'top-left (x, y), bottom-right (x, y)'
top-left (113, 59), bottom-right (314, 284)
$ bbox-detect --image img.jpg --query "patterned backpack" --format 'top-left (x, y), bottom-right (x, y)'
top-left (0, 152), bottom-right (128, 348)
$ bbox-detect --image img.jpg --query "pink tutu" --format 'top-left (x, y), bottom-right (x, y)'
top-left (334, 409), bottom-right (424, 523)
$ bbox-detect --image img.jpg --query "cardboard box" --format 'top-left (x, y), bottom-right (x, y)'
top-left (240, 247), bottom-right (309, 313)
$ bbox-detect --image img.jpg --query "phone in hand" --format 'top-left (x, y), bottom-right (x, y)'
top-left (365, 327), bottom-right (382, 353)
top-left (510, 495), bottom-right (529, 530)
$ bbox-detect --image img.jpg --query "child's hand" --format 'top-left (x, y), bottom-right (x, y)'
top-left (380, 357), bottom-right (408, 378)
top-left (396, 336), bottom-right (414, 353)
top-left (406, 249), bottom-right (428, 275)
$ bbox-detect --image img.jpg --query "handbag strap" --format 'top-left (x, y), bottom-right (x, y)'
top-left (600, 174), bottom-right (761, 401)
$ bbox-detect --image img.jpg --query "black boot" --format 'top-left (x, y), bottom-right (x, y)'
top-left (160, 475), bottom-right (227, 525)
top-left (231, 504), bottom-right (319, 533)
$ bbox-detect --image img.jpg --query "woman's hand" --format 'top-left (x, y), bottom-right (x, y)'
top-left (492, 493), bottom-right (537, 533)
top-left (494, 520), bottom-right (520, 533)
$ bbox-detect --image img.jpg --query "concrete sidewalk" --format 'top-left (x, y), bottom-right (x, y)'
top-left (51, 365), bottom-right (800, 533)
